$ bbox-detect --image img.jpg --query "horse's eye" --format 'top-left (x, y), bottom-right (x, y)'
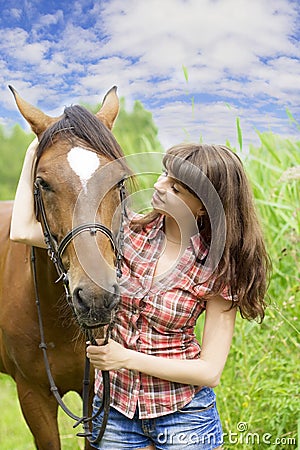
top-left (36, 177), bottom-right (53, 192)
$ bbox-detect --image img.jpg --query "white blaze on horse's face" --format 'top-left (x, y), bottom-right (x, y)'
top-left (67, 147), bottom-right (100, 192)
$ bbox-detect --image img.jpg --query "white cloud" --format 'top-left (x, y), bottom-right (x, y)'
top-left (10, 8), bottom-right (22, 20)
top-left (92, 0), bottom-right (300, 126)
top-left (153, 100), bottom-right (242, 149)
top-left (14, 42), bottom-right (49, 64)
top-left (153, 99), bottom-right (295, 152)
top-left (0, 0), bottom-right (299, 149)
top-left (31, 10), bottom-right (64, 36)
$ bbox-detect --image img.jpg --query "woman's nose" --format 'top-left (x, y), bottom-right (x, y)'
top-left (154, 175), bottom-right (166, 191)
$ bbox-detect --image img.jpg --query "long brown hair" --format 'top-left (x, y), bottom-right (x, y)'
top-left (132, 143), bottom-right (270, 322)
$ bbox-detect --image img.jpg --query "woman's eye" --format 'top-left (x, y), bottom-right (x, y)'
top-left (171, 184), bottom-right (179, 193)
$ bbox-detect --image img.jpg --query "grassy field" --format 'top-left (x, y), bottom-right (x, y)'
top-left (0, 373), bottom-right (85, 450)
top-left (213, 131), bottom-right (300, 449)
top-left (0, 130), bottom-right (299, 449)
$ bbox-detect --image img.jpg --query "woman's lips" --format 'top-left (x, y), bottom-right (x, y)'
top-left (151, 191), bottom-right (163, 206)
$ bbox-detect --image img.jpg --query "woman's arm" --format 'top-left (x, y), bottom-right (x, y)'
top-left (87, 295), bottom-right (236, 387)
top-left (10, 138), bottom-right (46, 248)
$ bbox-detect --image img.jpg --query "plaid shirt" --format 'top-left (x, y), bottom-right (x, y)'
top-left (94, 214), bottom-right (233, 419)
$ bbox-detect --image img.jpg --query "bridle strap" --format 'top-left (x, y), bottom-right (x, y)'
top-left (58, 223), bottom-right (117, 258)
top-left (31, 246), bottom-right (112, 442)
top-left (76, 331), bottom-right (111, 444)
top-left (31, 253), bottom-right (112, 443)
top-left (32, 178), bottom-right (127, 444)
top-left (31, 246), bottom-right (85, 421)
top-left (34, 181), bottom-right (121, 283)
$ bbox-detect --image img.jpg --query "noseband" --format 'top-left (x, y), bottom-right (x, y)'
top-left (31, 177), bottom-right (127, 445)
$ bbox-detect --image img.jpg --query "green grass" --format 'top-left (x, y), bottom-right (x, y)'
top-left (0, 373), bottom-right (85, 450)
top-left (1, 125), bottom-right (299, 448)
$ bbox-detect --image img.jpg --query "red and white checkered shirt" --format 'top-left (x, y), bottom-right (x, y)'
top-left (94, 214), bottom-right (233, 419)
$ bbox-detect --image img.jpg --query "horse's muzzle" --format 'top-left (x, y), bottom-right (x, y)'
top-left (73, 283), bottom-right (120, 328)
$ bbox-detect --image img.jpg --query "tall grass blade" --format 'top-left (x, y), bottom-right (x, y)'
top-left (236, 117), bottom-right (243, 151)
top-left (182, 64), bottom-right (189, 82)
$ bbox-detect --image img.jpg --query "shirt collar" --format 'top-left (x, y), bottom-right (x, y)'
top-left (147, 214), bottom-right (209, 261)
top-left (146, 214), bottom-right (165, 240)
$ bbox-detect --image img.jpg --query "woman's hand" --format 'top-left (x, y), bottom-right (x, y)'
top-left (10, 138), bottom-right (46, 248)
top-left (86, 295), bottom-right (236, 386)
top-left (86, 339), bottom-right (131, 371)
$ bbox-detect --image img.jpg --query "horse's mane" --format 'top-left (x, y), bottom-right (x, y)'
top-left (37, 105), bottom-right (127, 169)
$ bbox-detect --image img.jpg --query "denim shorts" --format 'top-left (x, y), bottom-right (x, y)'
top-left (90, 386), bottom-right (223, 449)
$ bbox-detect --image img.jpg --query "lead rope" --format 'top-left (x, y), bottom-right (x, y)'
top-left (31, 246), bottom-right (113, 442)
top-left (31, 247), bottom-right (83, 421)
top-left (32, 178), bottom-right (127, 444)
top-left (77, 327), bottom-right (113, 444)
top-left (78, 180), bottom-right (127, 444)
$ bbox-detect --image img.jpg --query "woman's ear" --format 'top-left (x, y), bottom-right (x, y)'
top-left (196, 207), bottom-right (205, 219)
top-left (196, 208), bottom-right (206, 230)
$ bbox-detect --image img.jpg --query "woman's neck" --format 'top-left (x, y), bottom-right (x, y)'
top-left (163, 215), bottom-right (198, 246)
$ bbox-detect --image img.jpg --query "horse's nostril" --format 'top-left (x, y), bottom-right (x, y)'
top-left (113, 283), bottom-right (120, 296)
top-left (73, 287), bottom-right (87, 311)
top-left (103, 285), bottom-right (120, 310)
top-left (73, 285), bottom-right (119, 316)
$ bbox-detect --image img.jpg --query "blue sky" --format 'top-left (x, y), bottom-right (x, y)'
top-left (1, 0), bottom-right (300, 150)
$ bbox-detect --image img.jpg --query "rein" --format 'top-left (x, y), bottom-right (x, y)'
top-left (31, 178), bottom-right (126, 445)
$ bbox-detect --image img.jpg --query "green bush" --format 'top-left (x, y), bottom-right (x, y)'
top-left (0, 124), bottom-right (34, 200)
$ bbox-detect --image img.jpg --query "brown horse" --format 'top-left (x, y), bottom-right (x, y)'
top-left (0, 87), bottom-right (129, 449)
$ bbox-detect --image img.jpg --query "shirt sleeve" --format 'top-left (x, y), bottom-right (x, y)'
top-left (193, 278), bottom-right (237, 302)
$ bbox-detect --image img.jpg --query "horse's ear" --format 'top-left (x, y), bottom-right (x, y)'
top-left (9, 85), bottom-right (57, 137)
top-left (96, 86), bottom-right (119, 130)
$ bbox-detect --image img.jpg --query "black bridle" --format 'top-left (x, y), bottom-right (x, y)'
top-left (31, 177), bottom-right (126, 445)
top-left (34, 178), bottom-right (126, 292)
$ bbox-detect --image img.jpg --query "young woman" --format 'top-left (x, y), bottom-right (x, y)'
top-left (11, 141), bottom-right (270, 450)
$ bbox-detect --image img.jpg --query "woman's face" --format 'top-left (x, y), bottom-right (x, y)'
top-left (151, 169), bottom-right (203, 219)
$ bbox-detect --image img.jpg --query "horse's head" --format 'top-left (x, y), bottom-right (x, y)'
top-left (10, 85), bottom-right (130, 328)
